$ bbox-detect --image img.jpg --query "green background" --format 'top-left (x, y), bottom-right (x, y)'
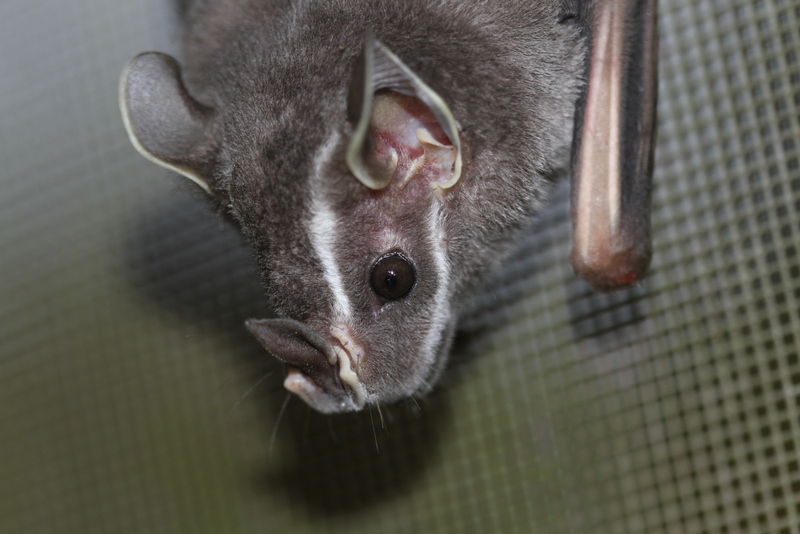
top-left (2, 0), bottom-right (799, 532)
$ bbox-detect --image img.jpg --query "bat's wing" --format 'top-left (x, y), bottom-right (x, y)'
top-left (570, 0), bottom-right (658, 291)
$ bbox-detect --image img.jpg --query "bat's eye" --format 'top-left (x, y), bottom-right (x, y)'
top-left (370, 253), bottom-right (415, 300)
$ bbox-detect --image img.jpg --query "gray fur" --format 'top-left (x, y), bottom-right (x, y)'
top-left (121, 0), bottom-right (652, 412)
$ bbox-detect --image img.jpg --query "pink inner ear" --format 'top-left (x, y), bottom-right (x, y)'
top-left (367, 91), bottom-right (457, 189)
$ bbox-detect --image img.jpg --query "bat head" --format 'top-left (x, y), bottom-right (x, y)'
top-left (240, 35), bottom-right (467, 411)
top-left (120, 0), bottom-right (657, 413)
top-left (119, 37), bottom-right (471, 412)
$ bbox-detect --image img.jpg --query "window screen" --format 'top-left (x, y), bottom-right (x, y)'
top-left (1, 0), bottom-right (799, 533)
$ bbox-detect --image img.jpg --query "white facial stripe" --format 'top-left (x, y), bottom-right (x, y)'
top-left (308, 131), bottom-right (353, 321)
top-left (423, 198), bottom-right (451, 368)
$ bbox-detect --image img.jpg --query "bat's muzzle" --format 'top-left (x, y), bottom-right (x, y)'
top-left (245, 318), bottom-right (365, 413)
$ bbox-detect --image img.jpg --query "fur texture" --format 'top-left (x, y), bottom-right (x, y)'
top-left (123, 0), bottom-right (589, 411)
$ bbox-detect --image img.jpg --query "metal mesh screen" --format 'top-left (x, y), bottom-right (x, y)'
top-left (1, 0), bottom-right (799, 533)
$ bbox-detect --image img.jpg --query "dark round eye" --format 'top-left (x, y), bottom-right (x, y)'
top-left (370, 253), bottom-right (415, 300)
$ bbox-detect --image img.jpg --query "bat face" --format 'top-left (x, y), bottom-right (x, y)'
top-left (120, 0), bottom-right (657, 413)
top-left (230, 86), bottom-right (463, 411)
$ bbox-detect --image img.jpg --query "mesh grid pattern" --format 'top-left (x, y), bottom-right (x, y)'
top-left (1, 0), bottom-right (799, 533)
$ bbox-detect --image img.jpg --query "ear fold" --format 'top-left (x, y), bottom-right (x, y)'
top-left (347, 33), bottom-right (462, 191)
top-left (119, 52), bottom-right (215, 193)
top-left (570, 0), bottom-right (658, 291)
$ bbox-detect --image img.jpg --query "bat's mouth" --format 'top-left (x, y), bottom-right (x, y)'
top-left (329, 324), bottom-right (367, 400)
top-left (246, 318), bottom-right (367, 413)
top-left (282, 365), bottom-right (362, 414)
top-left (282, 337), bottom-right (367, 414)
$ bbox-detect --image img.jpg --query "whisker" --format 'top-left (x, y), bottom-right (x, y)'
top-left (385, 372), bottom-right (406, 390)
top-left (384, 372), bottom-right (427, 411)
top-left (269, 392), bottom-right (292, 458)
top-left (368, 405), bottom-right (380, 454)
top-left (232, 370), bottom-right (276, 410)
top-left (376, 403), bottom-right (387, 433)
top-left (409, 394), bottom-right (422, 414)
top-left (217, 359), bottom-right (273, 393)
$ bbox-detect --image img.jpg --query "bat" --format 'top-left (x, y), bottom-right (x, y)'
top-left (120, 0), bottom-right (657, 413)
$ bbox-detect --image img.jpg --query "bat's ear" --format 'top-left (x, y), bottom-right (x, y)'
top-left (570, 0), bottom-right (658, 291)
top-left (346, 33), bottom-right (462, 191)
top-left (120, 52), bottom-right (215, 193)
